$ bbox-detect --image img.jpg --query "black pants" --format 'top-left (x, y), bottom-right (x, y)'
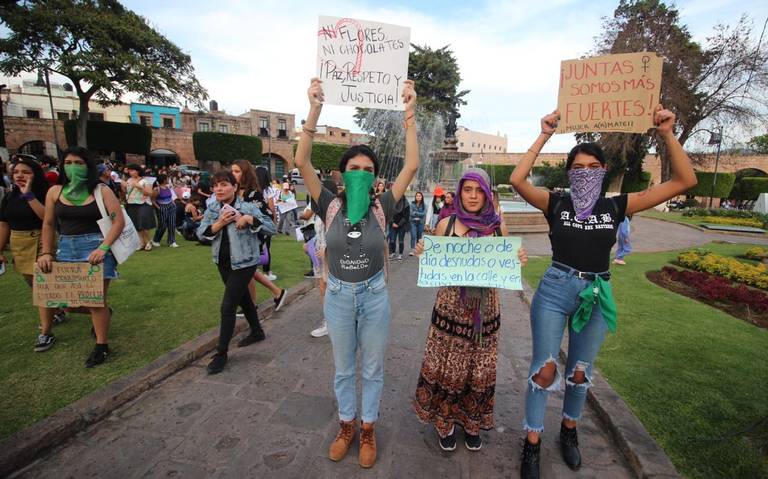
top-left (217, 262), bottom-right (262, 353)
top-left (389, 226), bottom-right (407, 254)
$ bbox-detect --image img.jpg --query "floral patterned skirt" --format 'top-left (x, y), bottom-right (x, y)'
top-left (412, 286), bottom-right (500, 436)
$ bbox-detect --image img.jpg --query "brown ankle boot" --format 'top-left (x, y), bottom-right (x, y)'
top-left (329, 419), bottom-right (356, 461)
top-left (359, 422), bottom-right (377, 468)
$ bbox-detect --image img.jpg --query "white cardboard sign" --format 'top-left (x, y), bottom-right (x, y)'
top-left (317, 16), bottom-right (410, 110)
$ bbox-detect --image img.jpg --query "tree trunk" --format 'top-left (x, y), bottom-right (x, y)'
top-left (77, 95), bottom-right (90, 147)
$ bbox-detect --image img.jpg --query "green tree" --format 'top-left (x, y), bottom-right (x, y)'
top-left (0, 0), bottom-right (208, 147)
top-left (594, 1), bottom-right (768, 181)
top-left (748, 134), bottom-right (768, 154)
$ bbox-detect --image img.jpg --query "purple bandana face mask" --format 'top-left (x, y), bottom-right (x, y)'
top-left (567, 167), bottom-right (606, 221)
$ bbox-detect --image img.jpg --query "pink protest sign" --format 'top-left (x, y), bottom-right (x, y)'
top-left (317, 16), bottom-right (410, 110)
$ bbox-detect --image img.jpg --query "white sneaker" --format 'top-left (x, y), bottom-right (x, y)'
top-left (150, 241), bottom-right (161, 247)
top-left (397, 254), bottom-right (403, 261)
top-left (266, 272), bottom-right (277, 281)
top-left (144, 243), bottom-right (152, 251)
top-left (169, 242), bottom-right (179, 248)
top-left (408, 251), bottom-right (414, 256)
top-left (389, 253), bottom-right (396, 259)
top-left (310, 323), bottom-right (328, 338)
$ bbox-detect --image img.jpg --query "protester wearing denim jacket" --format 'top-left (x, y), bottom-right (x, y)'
top-left (197, 171), bottom-right (276, 375)
top-left (409, 192), bottom-right (426, 252)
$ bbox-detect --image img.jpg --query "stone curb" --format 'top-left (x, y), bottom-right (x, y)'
top-left (519, 283), bottom-right (680, 479)
top-left (0, 279), bottom-right (317, 478)
top-left (640, 213), bottom-right (766, 238)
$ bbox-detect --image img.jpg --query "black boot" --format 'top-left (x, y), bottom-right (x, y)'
top-left (560, 423), bottom-right (582, 470)
top-left (520, 438), bottom-right (541, 479)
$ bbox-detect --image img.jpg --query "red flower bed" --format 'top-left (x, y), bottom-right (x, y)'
top-left (660, 266), bottom-right (768, 313)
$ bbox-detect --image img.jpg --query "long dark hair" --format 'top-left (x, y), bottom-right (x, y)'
top-left (10, 156), bottom-right (49, 202)
top-left (413, 191), bottom-right (425, 206)
top-left (254, 165), bottom-right (271, 193)
top-left (59, 146), bottom-right (101, 193)
top-left (233, 159), bottom-right (258, 192)
top-left (338, 144), bottom-right (380, 176)
top-left (565, 142), bottom-right (606, 170)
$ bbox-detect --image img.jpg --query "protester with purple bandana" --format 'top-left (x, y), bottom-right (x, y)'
top-left (412, 168), bottom-right (528, 453)
top-left (511, 106), bottom-right (697, 478)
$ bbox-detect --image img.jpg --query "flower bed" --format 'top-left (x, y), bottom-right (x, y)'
top-left (676, 249), bottom-right (768, 289)
top-left (745, 247), bottom-right (768, 261)
top-left (698, 216), bottom-right (764, 228)
top-left (647, 267), bottom-right (768, 329)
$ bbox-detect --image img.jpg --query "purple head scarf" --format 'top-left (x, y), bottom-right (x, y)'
top-left (455, 168), bottom-right (501, 237)
top-left (567, 168), bottom-right (606, 221)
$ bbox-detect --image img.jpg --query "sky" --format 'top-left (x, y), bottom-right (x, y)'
top-left (24, 0), bottom-right (768, 152)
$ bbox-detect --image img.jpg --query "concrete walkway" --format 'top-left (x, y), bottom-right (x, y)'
top-left (13, 219), bottom-right (765, 478)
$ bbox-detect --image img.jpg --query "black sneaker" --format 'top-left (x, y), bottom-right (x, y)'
top-left (439, 430), bottom-right (457, 452)
top-left (465, 432), bottom-right (482, 451)
top-left (237, 329), bottom-right (265, 348)
top-left (274, 289), bottom-right (287, 311)
top-left (53, 311), bottom-right (67, 325)
top-left (85, 345), bottom-right (109, 368)
top-left (304, 270), bottom-right (315, 278)
top-left (560, 423), bottom-right (582, 470)
top-left (207, 351), bottom-right (228, 374)
top-left (34, 334), bottom-right (55, 352)
top-left (520, 438), bottom-right (541, 479)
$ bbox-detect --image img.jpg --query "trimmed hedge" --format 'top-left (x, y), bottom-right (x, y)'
top-left (292, 142), bottom-right (347, 172)
top-left (477, 164), bottom-right (515, 186)
top-left (687, 171), bottom-right (735, 198)
top-left (621, 171), bottom-right (652, 193)
top-left (682, 208), bottom-right (768, 226)
top-left (741, 177), bottom-right (768, 201)
top-left (193, 132), bottom-right (262, 165)
top-left (532, 160), bottom-right (569, 189)
top-left (64, 120), bottom-right (152, 155)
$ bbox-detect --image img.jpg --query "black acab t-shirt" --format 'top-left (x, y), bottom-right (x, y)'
top-left (0, 191), bottom-right (43, 231)
top-left (545, 192), bottom-right (628, 273)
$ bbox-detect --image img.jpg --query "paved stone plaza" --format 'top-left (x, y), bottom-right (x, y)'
top-left (13, 218), bottom-right (767, 478)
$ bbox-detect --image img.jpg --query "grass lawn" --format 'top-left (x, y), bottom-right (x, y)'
top-left (0, 233), bottom-right (311, 441)
top-left (523, 243), bottom-right (768, 479)
top-left (640, 209), bottom-right (767, 232)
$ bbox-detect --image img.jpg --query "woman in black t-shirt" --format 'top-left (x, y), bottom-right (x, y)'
top-left (511, 106), bottom-right (697, 477)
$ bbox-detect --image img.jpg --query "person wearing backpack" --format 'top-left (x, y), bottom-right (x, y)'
top-left (411, 169), bottom-right (528, 453)
top-left (510, 107), bottom-right (696, 478)
top-left (294, 77), bottom-right (419, 469)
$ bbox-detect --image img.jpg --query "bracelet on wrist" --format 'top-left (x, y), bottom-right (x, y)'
top-left (98, 244), bottom-right (110, 252)
top-left (527, 148), bottom-right (540, 155)
top-left (20, 192), bottom-right (35, 201)
top-left (37, 252), bottom-right (53, 258)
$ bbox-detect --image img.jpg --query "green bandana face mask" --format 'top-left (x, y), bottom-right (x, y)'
top-left (342, 170), bottom-right (375, 225)
top-left (62, 164), bottom-right (90, 206)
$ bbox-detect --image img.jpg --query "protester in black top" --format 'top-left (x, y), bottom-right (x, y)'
top-left (510, 107), bottom-right (697, 478)
top-left (388, 196), bottom-right (410, 260)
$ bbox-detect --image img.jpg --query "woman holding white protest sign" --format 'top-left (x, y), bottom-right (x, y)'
top-left (294, 77), bottom-right (418, 468)
top-left (511, 106), bottom-right (696, 478)
top-left (36, 146), bottom-right (125, 367)
top-left (411, 168), bottom-right (528, 452)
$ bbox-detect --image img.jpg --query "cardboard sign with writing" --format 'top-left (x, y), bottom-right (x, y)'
top-left (317, 15), bottom-right (410, 110)
top-left (417, 235), bottom-right (523, 290)
top-left (33, 262), bottom-right (104, 308)
top-left (556, 52), bottom-right (662, 134)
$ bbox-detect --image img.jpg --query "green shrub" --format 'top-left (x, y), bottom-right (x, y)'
top-left (741, 177), bottom-right (768, 201)
top-left (193, 132), bottom-right (262, 165)
top-left (64, 120), bottom-right (152, 155)
top-left (477, 164), bottom-right (515, 186)
top-left (621, 171), bottom-right (652, 193)
top-left (687, 171), bottom-right (736, 198)
top-left (532, 160), bottom-right (569, 189)
top-left (292, 142), bottom-right (348, 172)
top-left (682, 208), bottom-right (768, 227)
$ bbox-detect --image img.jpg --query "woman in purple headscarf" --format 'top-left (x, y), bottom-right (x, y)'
top-left (412, 168), bottom-right (528, 453)
top-left (511, 106), bottom-right (696, 478)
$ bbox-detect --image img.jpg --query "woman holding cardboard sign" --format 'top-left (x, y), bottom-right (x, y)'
top-left (510, 106), bottom-right (696, 478)
top-left (411, 168), bottom-right (528, 452)
top-left (36, 147), bottom-right (125, 368)
top-left (295, 77), bottom-right (419, 469)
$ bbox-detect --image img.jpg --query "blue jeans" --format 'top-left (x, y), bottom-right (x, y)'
top-left (616, 218), bottom-right (632, 259)
top-left (410, 221), bottom-right (424, 248)
top-left (324, 270), bottom-right (391, 423)
top-left (57, 233), bottom-right (119, 279)
top-left (523, 262), bottom-right (609, 432)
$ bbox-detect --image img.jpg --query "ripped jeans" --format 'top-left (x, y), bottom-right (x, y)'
top-left (523, 263), bottom-right (609, 432)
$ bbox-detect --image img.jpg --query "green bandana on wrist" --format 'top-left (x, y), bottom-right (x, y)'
top-left (342, 170), bottom-right (375, 225)
top-left (62, 164), bottom-right (90, 206)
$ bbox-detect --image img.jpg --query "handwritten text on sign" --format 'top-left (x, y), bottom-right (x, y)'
top-left (417, 236), bottom-right (523, 290)
top-left (556, 52), bottom-right (662, 134)
top-left (317, 16), bottom-right (410, 110)
top-left (33, 262), bottom-right (104, 308)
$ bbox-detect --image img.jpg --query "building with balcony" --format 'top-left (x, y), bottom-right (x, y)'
top-left (181, 100), bottom-right (253, 136)
top-left (240, 108), bottom-right (295, 178)
top-left (456, 126), bottom-right (507, 154)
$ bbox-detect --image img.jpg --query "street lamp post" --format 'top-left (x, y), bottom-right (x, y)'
top-left (0, 83), bottom-right (6, 148)
top-left (708, 126), bottom-right (723, 208)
